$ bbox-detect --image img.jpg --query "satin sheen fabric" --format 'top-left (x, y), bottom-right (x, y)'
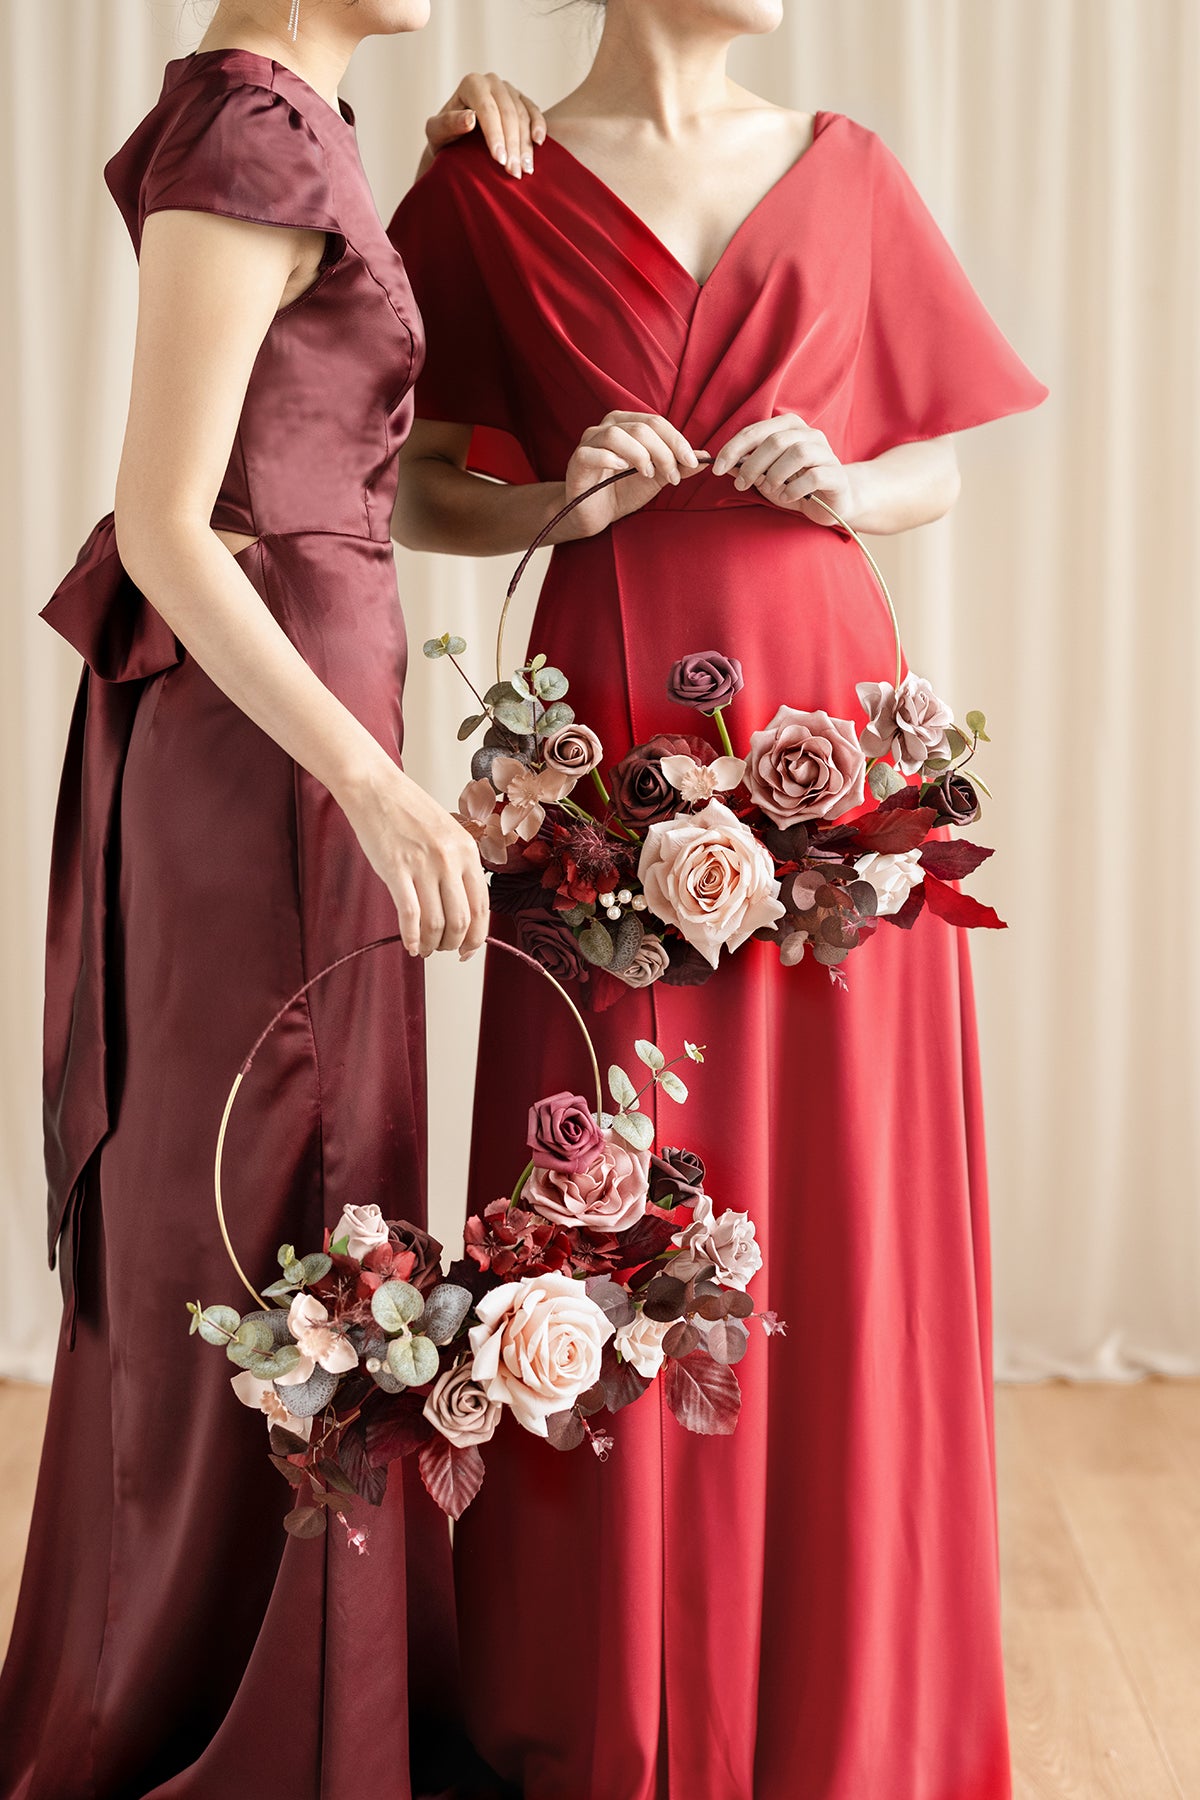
top-left (0, 52), bottom-right (464, 1800)
top-left (390, 120), bottom-right (1048, 1800)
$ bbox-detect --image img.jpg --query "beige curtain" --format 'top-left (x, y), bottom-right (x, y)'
top-left (1, 0), bottom-right (1196, 1383)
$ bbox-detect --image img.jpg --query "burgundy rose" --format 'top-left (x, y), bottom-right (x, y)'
top-left (666, 652), bottom-right (745, 715)
top-left (516, 910), bottom-right (586, 983)
top-left (650, 1146), bottom-right (707, 1208)
top-left (933, 770), bottom-right (981, 826)
top-left (612, 734), bottom-right (715, 826)
top-left (527, 1091), bottom-right (605, 1175)
top-left (382, 1221), bottom-right (444, 1295)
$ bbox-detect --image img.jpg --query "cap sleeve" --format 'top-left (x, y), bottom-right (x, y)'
top-left (845, 130), bottom-right (1048, 462)
top-left (139, 79), bottom-right (340, 241)
top-left (388, 152), bottom-right (535, 485)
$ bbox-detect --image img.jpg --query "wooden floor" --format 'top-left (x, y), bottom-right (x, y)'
top-left (1, 1377), bottom-right (1197, 1795)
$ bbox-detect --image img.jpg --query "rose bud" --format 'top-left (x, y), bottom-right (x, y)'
top-left (933, 770), bottom-right (981, 826)
top-left (666, 652), bottom-right (745, 715)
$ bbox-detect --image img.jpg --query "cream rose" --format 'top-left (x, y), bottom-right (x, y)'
top-left (330, 1202), bottom-right (390, 1262)
top-left (671, 1195), bottom-right (763, 1291)
top-left (423, 1362), bottom-right (503, 1449)
top-left (637, 799), bottom-right (785, 969)
top-left (469, 1272), bottom-right (615, 1436)
top-left (522, 1130), bottom-right (650, 1233)
top-left (854, 849), bottom-right (925, 917)
top-left (613, 1311), bottom-right (673, 1380)
top-left (856, 674), bottom-right (953, 776)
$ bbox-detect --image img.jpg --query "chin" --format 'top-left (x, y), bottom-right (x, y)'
top-left (663, 0), bottom-right (784, 32)
top-left (354, 0), bottom-right (431, 33)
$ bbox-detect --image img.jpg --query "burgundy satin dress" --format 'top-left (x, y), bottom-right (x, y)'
top-left (390, 120), bottom-right (1048, 1800)
top-left (0, 50), bottom-right (463, 1800)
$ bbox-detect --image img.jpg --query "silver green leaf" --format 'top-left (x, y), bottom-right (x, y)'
top-left (457, 712), bottom-right (487, 741)
top-left (530, 652), bottom-right (547, 673)
top-left (386, 1333), bottom-right (440, 1387)
top-left (612, 1109), bottom-right (655, 1151)
top-left (194, 1303), bottom-right (241, 1346)
top-left (510, 670), bottom-right (534, 701)
top-left (659, 1070), bottom-right (688, 1104)
top-left (608, 1064), bottom-right (638, 1108)
top-left (635, 1039), bottom-right (665, 1071)
top-left (535, 701), bottom-right (575, 737)
top-left (301, 1253), bottom-right (332, 1285)
top-left (446, 635), bottom-right (467, 656)
top-left (422, 637), bottom-right (448, 659)
top-left (532, 666), bottom-right (569, 702)
top-left (578, 919), bottom-right (615, 968)
top-left (371, 1280), bottom-right (425, 1334)
top-left (493, 697), bottom-right (537, 734)
top-left (867, 760), bottom-right (906, 801)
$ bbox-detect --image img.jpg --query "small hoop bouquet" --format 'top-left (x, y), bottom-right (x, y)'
top-left (191, 938), bottom-right (778, 1539)
top-left (429, 463), bottom-right (1003, 1007)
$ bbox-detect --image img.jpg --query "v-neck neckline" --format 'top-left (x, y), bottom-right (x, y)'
top-left (543, 111), bottom-right (839, 293)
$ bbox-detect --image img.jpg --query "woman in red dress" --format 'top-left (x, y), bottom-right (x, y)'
top-left (0, 7), bottom-right (541, 1797)
top-left (390, 3), bottom-right (1047, 1796)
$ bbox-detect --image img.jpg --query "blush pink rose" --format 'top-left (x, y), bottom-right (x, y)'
top-left (468, 1271), bottom-right (615, 1435)
top-left (856, 674), bottom-right (953, 776)
top-left (522, 1130), bottom-right (650, 1233)
top-left (637, 799), bottom-right (785, 968)
top-left (744, 706), bottom-right (866, 825)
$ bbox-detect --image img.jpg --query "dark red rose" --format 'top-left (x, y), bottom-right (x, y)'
top-left (381, 1222), bottom-right (443, 1295)
top-left (651, 1146), bottom-right (706, 1208)
top-left (611, 735), bottom-right (716, 825)
top-left (933, 770), bottom-right (981, 826)
top-left (666, 652), bottom-right (744, 715)
top-left (528, 1091), bottom-right (605, 1174)
top-left (516, 911), bottom-right (587, 983)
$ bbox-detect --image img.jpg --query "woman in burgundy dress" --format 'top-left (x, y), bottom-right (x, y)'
top-left (0, 7), bottom-right (542, 1797)
top-left (390, 2), bottom-right (1047, 1796)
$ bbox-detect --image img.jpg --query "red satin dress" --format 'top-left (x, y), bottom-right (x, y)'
top-left (0, 50), bottom-right (463, 1800)
top-left (391, 118), bottom-right (1047, 1800)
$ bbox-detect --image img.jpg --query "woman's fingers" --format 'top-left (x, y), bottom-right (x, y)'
top-left (416, 878), bottom-right (446, 958)
top-left (424, 106), bottom-right (477, 153)
top-left (393, 877), bottom-right (423, 958)
top-left (712, 415), bottom-right (812, 479)
top-left (459, 865), bottom-right (493, 961)
top-left (584, 425), bottom-right (658, 481)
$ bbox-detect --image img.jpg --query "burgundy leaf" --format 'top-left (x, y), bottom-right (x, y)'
top-left (268, 1425), bottom-right (310, 1457)
top-left (705, 1319), bottom-right (750, 1366)
top-left (878, 784), bottom-right (922, 812)
top-left (584, 1277), bottom-right (636, 1328)
top-left (601, 1346), bottom-right (651, 1414)
top-left (577, 1381), bottom-right (608, 1418)
top-left (918, 839), bottom-right (994, 881)
top-left (366, 1392), bottom-right (434, 1468)
top-left (921, 874), bottom-right (1006, 930)
top-left (617, 1204), bottom-right (684, 1266)
top-left (418, 1437), bottom-right (486, 1520)
top-left (850, 806), bottom-right (939, 855)
top-left (663, 1320), bottom-right (701, 1359)
top-left (664, 1350), bottom-right (741, 1435)
top-left (545, 1408), bottom-right (587, 1452)
top-left (642, 1274), bottom-right (689, 1323)
top-left (725, 1290), bottom-right (755, 1319)
top-left (283, 1504), bottom-right (327, 1539)
top-left (269, 1453), bottom-right (310, 1489)
top-left (887, 884), bottom-right (927, 931)
top-left (337, 1419), bottom-right (389, 1507)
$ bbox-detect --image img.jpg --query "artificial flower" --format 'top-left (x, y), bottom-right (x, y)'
top-left (672, 1195), bottom-right (763, 1291)
top-left (468, 1272), bottom-right (615, 1436)
top-left (455, 777), bottom-right (515, 867)
top-left (638, 799), bottom-right (785, 967)
top-left (230, 1370), bottom-right (314, 1440)
top-left (658, 753), bottom-right (747, 805)
top-left (527, 1091), bottom-right (605, 1175)
top-left (856, 674), bottom-right (953, 775)
top-left (423, 1363), bottom-right (503, 1449)
top-left (854, 849), bottom-right (925, 917)
top-left (933, 769), bottom-right (981, 826)
top-left (329, 1202), bottom-right (389, 1262)
top-left (275, 1292), bottom-right (359, 1386)
top-left (613, 932), bottom-right (671, 989)
top-left (611, 735), bottom-right (714, 825)
top-left (522, 1130), bottom-right (650, 1234)
top-left (614, 1311), bottom-right (674, 1380)
top-left (541, 723), bottom-right (604, 778)
top-left (491, 756), bottom-right (576, 841)
top-left (666, 651), bottom-right (745, 714)
top-left (744, 706), bottom-right (866, 825)
top-left (516, 911), bottom-right (589, 984)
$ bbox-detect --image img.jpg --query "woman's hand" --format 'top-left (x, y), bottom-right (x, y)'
top-left (712, 415), bottom-right (860, 527)
top-left (424, 74), bottom-right (546, 179)
top-left (340, 758), bottom-right (491, 960)
top-left (559, 412), bottom-right (703, 539)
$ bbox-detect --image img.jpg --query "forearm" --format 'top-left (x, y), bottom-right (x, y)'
top-left (844, 437), bottom-right (961, 535)
top-left (115, 514), bottom-right (395, 809)
top-left (392, 456), bottom-right (574, 557)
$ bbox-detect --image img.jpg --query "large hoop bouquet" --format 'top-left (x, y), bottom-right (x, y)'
top-left (191, 938), bottom-right (778, 1539)
top-left (430, 463), bottom-right (1003, 1007)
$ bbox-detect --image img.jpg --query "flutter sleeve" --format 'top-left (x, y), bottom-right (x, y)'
top-left (387, 153), bottom-right (535, 484)
top-left (136, 78), bottom-right (340, 243)
top-left (845, 130), bottom-right (1048, 462)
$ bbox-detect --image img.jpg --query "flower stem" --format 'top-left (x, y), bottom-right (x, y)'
top-left (591, 767), bottom-right (612, 808)
top-left (713, 707), bottom-right (736, 759)
top-left (447, 654), bottom-right (489, 716)
top-left (510, 1157), bottom-right (535, 1207)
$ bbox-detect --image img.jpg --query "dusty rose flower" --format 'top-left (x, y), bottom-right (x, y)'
top-left (523, 1130), bottom-right (650, 1233)
top-left (614, 1311), bottom-right (673, 1380)
top-left (658, 753), bottom-right (747, 805)
top-left (666, 652), bottom-right (745, 715)
top-left (933, 770), bottom-right (981, 826)
top-left (230, 1370), bottom-right (314, 1441)
top-left (854, 849), bottom-right (925, 917)
top-left (423, 1362), bottom-right (503, 1448)
top-left (745, 706), bottom-right (866, 826)
top-left (468, 1271), bottom-right (615, 1435)
top-left (856, 674), bottom-right (953, 775)
top-left (671, 1195), bottom-right (763, 1291)
top-left (527, 1091), bottom-right (605, 1175)
top-left (612, 735), bottom-right (714, 825)
top-left (491, 756), bottom-right (576, 841)
top-left (276, 1292), bottom-right (359, 1386)
top-left (516, 911), bottom-right (588, 984)
top-left (542, 723), bottom-right (603, 778)
top-left (638, 799), bottom-right (784, 968)
top-left (613, 932), bottom-right (671, 990)
top-left (329, 1203), bottom-right (389, 1262)
top-left (455, 777), bottom-right (515, 868)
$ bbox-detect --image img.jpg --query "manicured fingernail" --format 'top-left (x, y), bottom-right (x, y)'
top-left (522, 152), bottom-right (534, 173)
top-left (491, 142), bottom-right (505, 161)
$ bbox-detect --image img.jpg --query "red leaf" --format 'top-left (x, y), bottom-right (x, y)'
top-left (918, 839), bottom-right (994, 881)
top-left (283, 1504), bottom-right (327, 1539)
top-left (850, 806), bottom-right (939, 854)
top-left (365, 1392), bottom-right (434, 1468)
top-left (921, 873), bottom-right (1006, 929)
top-left (418, 1436), bottom-right (486, 1520)
top-left (887, 883), bottom-right (927, 930)
top-left (664, 1349), bottom-right (741, 1435)
top-left (600, 1346), bottom-right (651, 1414)
top-left (337, 1418), bottom-right (389, 1507)
top-left (546, 1408), bottom-right (587, 1451)
top-left (878, 784), bottom-right (922, 812)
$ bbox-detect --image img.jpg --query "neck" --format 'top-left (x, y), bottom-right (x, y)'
top-left (198, 4), bottom-right (356, 111)
top-left (581, 4), bottom-right (735, 135)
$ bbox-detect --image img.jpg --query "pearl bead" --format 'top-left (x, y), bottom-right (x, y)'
top-left (632, 895), bottom-right (648, 911)
top-left (606, 905), bottom-right (622, 921)
top-left (617, 889), bottom-right (632, 905)
top-left (599, 891), bottom-right (616, 908)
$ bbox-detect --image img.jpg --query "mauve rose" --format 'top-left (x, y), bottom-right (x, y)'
top-left (671, 1195), bottom-right (763, 1291)
top-left (542, 723), bottom-right (604, 778)
top-left (856, 674), bottom-right (953, 776)
top-left (527, 1091), bottom-right (604, 1175)
top-left (516, 911), bottom-right (587, 984)
top-left (423, 1362), bottom-right (502, 1449)
top-left (614, 932), bottom-right (671, 990)
top-left (638, 799), bottom-right (785, 967)
top-left (666, 652), bottom-right (745, 715)
top-left (612, 735), bottom-right (714, 825)
top-left (523, 1130), bottom-right (650, 1234)
top-left (934, 770), bottom-right (981, 826)
top-left (614, 1311), bottom-right (673, 1380)
top-left (468, 1271), bottom-right (614, 1435)
top-left (745, 706), bottom-right (866, 826)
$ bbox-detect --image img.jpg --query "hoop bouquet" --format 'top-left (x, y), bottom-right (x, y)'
top-left (191, 938), bottom-right (778, 1541)
top-left (429, 464), bottom-right (1004, 1008)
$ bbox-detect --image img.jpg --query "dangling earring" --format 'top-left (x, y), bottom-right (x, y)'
top-left (287, 0), bottom-right (300, 39)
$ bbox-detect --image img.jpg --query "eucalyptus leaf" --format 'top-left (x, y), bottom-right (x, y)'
top-left (422, 638), bottom-right (448, 659)
top-left (530, 652), bottom-right (547, 672)
top-left (578, 919), bottom-right (615, 968)
top-left (494, 697), bottom-right (536, 734)
top-left (535, 701), bottom-right (575, 737)
top-left (446, 635), bottom-right (467, 656)
top-left (659, 1070), bottom-right (688, 1104)
top-left (533, 666), bottom-right (569, 702)
top-left (277, 1243), bottom-right (297, 1269)
top-left (867, 760), bottom-right (906, 801)
top-left (612, 1109), bottom-right (655, 1151)
top-left (635, 1039), bottom-right (665, 1071)
top-left (457, 712), bottom-right (487, 742)
top-left (387, 1333), bottom-right (440, 1387)
top-left (922, 756), bottom-right (952, 774)
top-left (945, 727), bottom-right (968, 760)
top-left (971, 773), bottom-right (993, 798)
top-left (371, 1280), bottom-right (425, 1334)
top-left (421, 1283), bottom-right (473, 1346)
top-left (559, 903), bottom-right (589, 928)
top-left (965, 709), bottom-right (988, 737)
top-left (284, 1259), bottom-right (306, 1286)
top-left (195, 1304), bottom-right (241, 1347)
top-left (484, 680), bottom-right (520, 707)
top-left (510, 670), bottom-right (534, 701)
top-left (261, 1277), bottom-right (298, 1300)
top-left (608, 1064), bottom-right (638, 1108)
top-left (301, 1253), bottom-right (331, 1285)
